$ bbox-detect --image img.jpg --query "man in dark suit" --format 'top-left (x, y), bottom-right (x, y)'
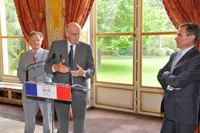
top-left (157, 23), bottom-right (200, 133)
top-left (45, 22), bottom-right (95, 133)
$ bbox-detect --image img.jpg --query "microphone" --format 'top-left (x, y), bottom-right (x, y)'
top-left (71, 86), bottom-right (88, 93)
top-left (47, 53), bottom-right (56, 63)
top-left (26, 53), bottom-right (56, 81)
top-left (60, 54), bottom-right (62, 62)
top-left (71, 84), bottom-right (90, 93)
top-left (60, 54), bottom-right (73, 86)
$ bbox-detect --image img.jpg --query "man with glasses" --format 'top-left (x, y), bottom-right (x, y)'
top-left (45, 22), bottom-right (95, 133)
top-left (157, 23), bottom-right (200, 133)
top-left (17, 31), bottom-right (52, 133)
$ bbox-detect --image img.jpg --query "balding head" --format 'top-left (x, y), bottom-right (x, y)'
top-left (65, 22), bottom-right (81, 33)
top-left (65, 22), bottom-right (81, 45)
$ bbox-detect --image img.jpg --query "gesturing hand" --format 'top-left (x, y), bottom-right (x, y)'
top-left (53, 59), bottom-right (70, 73)
top-left (71, 64), bottom-right (85, 77)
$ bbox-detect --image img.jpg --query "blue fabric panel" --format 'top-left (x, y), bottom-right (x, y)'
top-left (25, 83), bottom-right (37, 96)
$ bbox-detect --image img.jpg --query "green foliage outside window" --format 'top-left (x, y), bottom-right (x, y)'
top-left (96, 0), bottom-right (177, 57)
top-left (96, 0), bottom-right (133, 56)
top-left (142, 0), bottom-right (177, 56)
top-left (3, 0), bottom-right (24, 75)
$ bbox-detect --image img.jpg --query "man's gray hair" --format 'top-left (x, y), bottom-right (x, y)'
top-left (29, 31), bottom-right (44, 40)
top-left (179, 23), bottom-right (200, 45)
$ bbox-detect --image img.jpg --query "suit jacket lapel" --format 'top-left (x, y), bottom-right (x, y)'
top-left (73, 42), bottom-right (81, 66)
top-left (36, 48), bottom-right (45, 62)
top-left (173, 47), bottom-right (196, 71)
top-left (169, 52), bottom-right (178, 71)
top-left (28, 50), bottom-right (34, 63)
top-left (64, 41), bottom-right (69, 66)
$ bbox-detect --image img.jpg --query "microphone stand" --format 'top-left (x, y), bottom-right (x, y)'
top-left (68, 67), bottom-right (73, 86)
top-left (26, 53), bottom-right (56, 81)
top-left (60, 54), bottom-right (73, 85)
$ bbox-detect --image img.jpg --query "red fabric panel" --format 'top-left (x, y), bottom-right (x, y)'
top-left (56, 86), bottom-right (71, 101)
top-left (14, 0), bottom-right (49, 50)
top-left (63, 0), bottom-right (94, 39)
top-left (162, 0), bottom-right (200, 50)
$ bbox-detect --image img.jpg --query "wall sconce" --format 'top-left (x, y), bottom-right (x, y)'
top-left (61, 7), bottom-right (66, 18)
top-left (39, 10), bottom-right (45, 20)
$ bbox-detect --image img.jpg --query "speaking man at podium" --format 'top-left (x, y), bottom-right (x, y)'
top-left (17, 31), bottom-right (53, 133)
top-left (45, 22), bottom-right (95, 133)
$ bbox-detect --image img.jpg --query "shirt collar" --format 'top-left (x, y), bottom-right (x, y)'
top-left (180, 45), bottom-right (194, 57)
top-left (67, 39), bottom-right (76, 53)
top-left (32, 48), bottom-right (41, 54)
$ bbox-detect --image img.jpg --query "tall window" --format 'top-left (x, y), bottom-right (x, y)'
top-left (95, 0), bottom-right (177, 87)
top-left (0, 0), bottom-right (25, 76)
top-left (141, 0), bottom-right (176, 87)
top-left (95, 0), bottom-right (134, 84)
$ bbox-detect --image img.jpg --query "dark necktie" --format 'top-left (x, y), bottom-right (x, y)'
top-left (69, 45), bottom-right (73, 69)
top-left (68, 45), bottom-right (73, 84)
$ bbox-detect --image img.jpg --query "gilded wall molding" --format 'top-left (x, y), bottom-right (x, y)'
top-left (48, 0), bottom-right (64, 43)
top-left (51, 27), bottom-right (63, 40)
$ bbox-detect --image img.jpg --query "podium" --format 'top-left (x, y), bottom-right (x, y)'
top-left (25, 81), bottom-right (90, 133)
top-left (25, 82), bottom-right (72, 101)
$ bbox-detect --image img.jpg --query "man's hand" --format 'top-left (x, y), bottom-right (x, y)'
top-left (170, 86), bottom-right (182, 90)
top-left (71, 64), bottom-right (85, 77)
top-left (161, 71), bottom-right (171, 81)
top-left (53, 59), bottom-right (70, 73)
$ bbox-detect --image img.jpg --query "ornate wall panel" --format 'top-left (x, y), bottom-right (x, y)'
top-left (0, 89), bottom-right (8, 99)
top-left (47, 0), bottom-right (64, 43)
top-left (95, 86), bottom-right (134, 109)
top-left (0, 82), bottom-right (22, 105)
top-left (11, 90), bottom-right (22, 101)
top-left (140, 91), bottom-right (163, 114)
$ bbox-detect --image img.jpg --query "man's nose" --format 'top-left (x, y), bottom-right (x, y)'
top-left (75, 35), bottom-right (80, 39)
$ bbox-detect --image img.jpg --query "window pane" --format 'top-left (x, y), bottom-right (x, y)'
top-left (142, 0), bottom-right (176, 32)
top-left (2, 38), bottom-right (25, 76)
top-left (96, 0), bottom-right (133, 33)
top-left (142, 35), bottom-right (178, 86)
top-left (80, 20), bottom-right (89, 43)
top-left (97, 36), bottom-right (133, 84)
top-left (0, 0), bottom-right (22, 36)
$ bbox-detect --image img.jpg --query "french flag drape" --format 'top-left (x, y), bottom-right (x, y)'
top-left (25, 82), bottom-right (71, 101)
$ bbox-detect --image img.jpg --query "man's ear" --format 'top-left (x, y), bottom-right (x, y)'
top-left (189, 34), bottom-right (195, 42)
top-left (65, 32), bottom-right (68, 38)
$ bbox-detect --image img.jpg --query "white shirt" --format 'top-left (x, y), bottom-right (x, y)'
top-left (67, 40), bottom-right (76, 59)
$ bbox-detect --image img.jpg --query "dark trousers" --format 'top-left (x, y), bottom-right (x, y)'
top-left (161, 114), bottom-right (196, 133)
top-left (55, 97), bottom-right (87, 133)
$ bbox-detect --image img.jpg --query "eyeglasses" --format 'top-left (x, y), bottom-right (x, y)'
top-left (68, 32), bottom-right (82, 37)
top-left (31, 39), bottom-right (41, 42)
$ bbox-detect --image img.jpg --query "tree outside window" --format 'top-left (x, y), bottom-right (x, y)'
top-left (0, 0), bottom-right (25, 76)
